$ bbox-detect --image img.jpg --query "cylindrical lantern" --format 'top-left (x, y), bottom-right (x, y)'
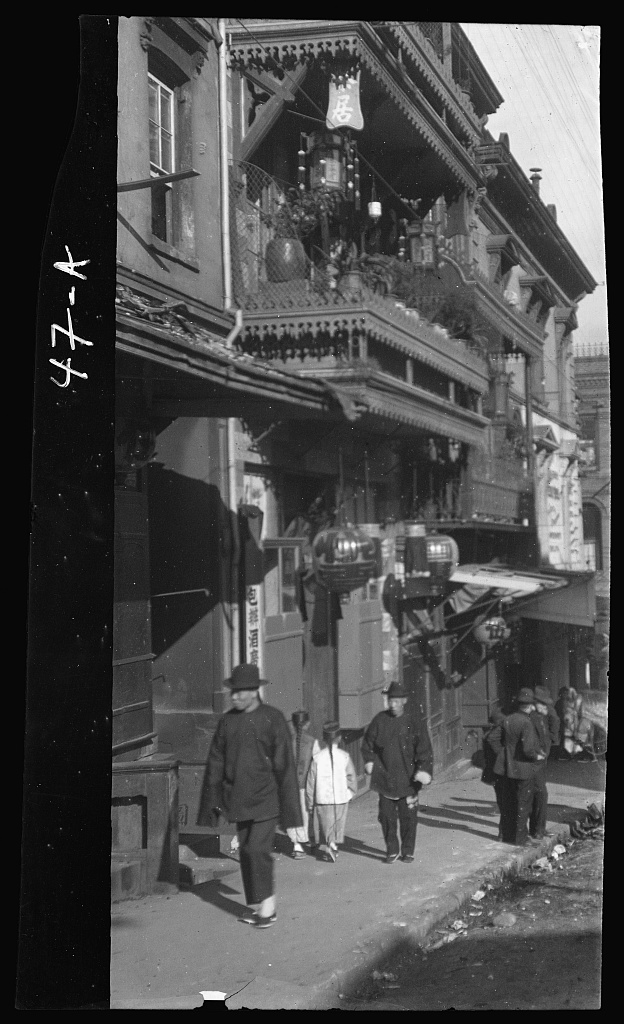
top-left (425, 534), bottom-right (459, 595)
top-left (401, 528), bottom-right (459, 598)
top-left (309, 131), bottom-right (345, 191)
top-left (368, 177), bottom-right (382, 221)
top-left (312, 525), bottom-right (378, 592)
top-left (473, 616), bottom-right (511, 647)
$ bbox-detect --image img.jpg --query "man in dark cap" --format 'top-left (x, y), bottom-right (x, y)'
top-left (362, 681), bottom-right (434, 864)
top-left (198, 663), bottom-right (302, 928)
top-left (489, 687), bottom-right (546, 846)
top-left (529, 686), bottom-right (560, 840)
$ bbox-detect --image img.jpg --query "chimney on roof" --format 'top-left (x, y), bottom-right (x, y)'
top-left (529, 168), bottom-right (542, 195)
top-left (547, 203), bottom-right (557, 221)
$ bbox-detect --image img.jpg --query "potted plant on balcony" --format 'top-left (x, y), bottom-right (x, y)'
top-left (262, 186), bottom-right (344, 283)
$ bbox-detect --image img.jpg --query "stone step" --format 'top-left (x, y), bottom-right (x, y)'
top-left (179, 843), bottom-right (240, 886)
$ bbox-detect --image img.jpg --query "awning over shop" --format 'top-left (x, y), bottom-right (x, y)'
top-left (516, 573), bottom-right (596, 628)
top-left (448, 564), bottom-right (595, 627)
top-left (449, 564), bottom-right (568, 599)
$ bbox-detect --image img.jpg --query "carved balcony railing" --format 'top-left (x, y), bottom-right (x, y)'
top-left (229, 161), bottom-right (490, 396)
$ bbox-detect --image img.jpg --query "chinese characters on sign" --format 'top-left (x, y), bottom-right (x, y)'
top-left (50, 246), bottom-right (92, 387)
top-left (326, 72), bottom-right (364, 131)
top-left (245, 583), bottom-right (263, 674)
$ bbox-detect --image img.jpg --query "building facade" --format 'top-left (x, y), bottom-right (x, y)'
top-left (113, 18), bottom-right (598, 896)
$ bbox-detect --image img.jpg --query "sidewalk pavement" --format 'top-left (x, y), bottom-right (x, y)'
top-left (110, 757), bottom-right (606, 1010)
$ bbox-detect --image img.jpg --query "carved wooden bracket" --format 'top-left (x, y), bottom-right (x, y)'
top-left (140, 17), bottom-right (155, 52)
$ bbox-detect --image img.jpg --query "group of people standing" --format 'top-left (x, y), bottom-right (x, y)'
top-left (482, 686), bottom-right (560, 847)
top-left (199, 666), bottom-right (434, 928)
top-left (199, 662), bottom-right (568, 929)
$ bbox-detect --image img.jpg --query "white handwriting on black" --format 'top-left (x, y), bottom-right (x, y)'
top-left (50, 247), bottom-right (92, 387)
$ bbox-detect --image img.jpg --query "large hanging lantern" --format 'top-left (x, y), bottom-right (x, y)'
top-left (312, 524), bottom-right (378, 592)
top-left (473, 616), bottom-right (511, 647)
top-left (309, 131), bottom-right (346, 191)
top-left (402, 526), bottom-right (459, 598)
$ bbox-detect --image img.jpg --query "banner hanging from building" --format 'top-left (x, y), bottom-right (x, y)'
top-left (326, 71), bottom-right (364, 131)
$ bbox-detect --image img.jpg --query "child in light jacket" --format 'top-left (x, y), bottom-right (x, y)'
top-left (306, 721), bottom-right (357, 862)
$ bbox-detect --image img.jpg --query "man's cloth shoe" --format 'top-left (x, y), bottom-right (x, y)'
top-left (384, 852), bottom-right (400, 863)
top-left (400, 854), bottom-right (414, 863)
top-left (291, 850), bottom-right (305, 859)
top-left (531, 831), bottom-right (554, 839)
top-left (252, 912), bottom-right (277, 928)
top-left (238, 909), bottom-right (259, 924)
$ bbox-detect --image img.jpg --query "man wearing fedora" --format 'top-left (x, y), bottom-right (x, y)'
top-left (489, 687), bottom-right (547, 846)
top-left (529, 686), bottom-right (560, 840)
top-left (199, 663), bottom-right (302, 928)
top-left (362, 680), bottom-right (434, 864)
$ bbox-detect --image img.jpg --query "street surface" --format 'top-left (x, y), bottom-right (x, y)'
top-left (342, 835), bottom-right (603, 1011)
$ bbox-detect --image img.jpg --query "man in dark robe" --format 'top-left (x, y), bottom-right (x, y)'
top-left (489, 687), bottom-right (546, 846)
top-left (529, 686), bottom-right (560, 839)
top-left (362, 680), bottom-right (434, 864)
top-left (199, 663), bottom-right (302, 928)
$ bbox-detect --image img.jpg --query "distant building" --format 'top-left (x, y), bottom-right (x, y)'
top-left (574, 340), bottom-right (610, 689)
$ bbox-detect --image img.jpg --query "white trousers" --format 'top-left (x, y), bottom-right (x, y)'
top-left (286, 789), bottom-right (310, 844)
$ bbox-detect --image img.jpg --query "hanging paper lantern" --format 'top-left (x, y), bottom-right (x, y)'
top-left (312, 525), bottom-right (378, 592)
top-left (400, 529), bottom-right (459, 599)
top-left (309, 131), bottom-right (345, 191)
top-left (473, 616), bottom-right (512, 646)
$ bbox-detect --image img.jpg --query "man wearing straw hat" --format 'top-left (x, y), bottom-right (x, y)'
top-left (199, 663), bottom-right (302, 928)
top-left (362, 681), bottom-right (434, 864)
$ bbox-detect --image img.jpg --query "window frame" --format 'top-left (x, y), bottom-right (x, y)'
top-left (148, 72), bottom-right (176, 177)
top-left (262, 538), bottom-right (305, 618)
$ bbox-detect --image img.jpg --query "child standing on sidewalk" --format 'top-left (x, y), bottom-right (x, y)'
top-left (306, 721), bottom-right (357, 862)
top-left (286, 710), bottom-right (320, 859)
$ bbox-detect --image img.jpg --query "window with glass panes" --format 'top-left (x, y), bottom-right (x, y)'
top-left (148, 73), bottom-right (175, 241)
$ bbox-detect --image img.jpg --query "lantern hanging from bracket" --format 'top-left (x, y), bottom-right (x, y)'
top-left (312, 524), bottom-right (379, 592)
top-left (399, 525), bottom-right (460, 599)
top-left (309, 130), bottom-right (346, 191)
top-left (473, 616), bottom-right (511, 647)
top-left (368, 177), bottom-right (382, 221)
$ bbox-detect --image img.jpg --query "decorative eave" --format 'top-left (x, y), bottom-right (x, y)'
top-left (485, 135), bottom-right (598, 300)
top-left (227, 19), bottom-right (361, 70)
top-left (240, 297), bottom-right (490, 394)
top-left (227, 19), bottom-right (483, 191)
top-left (115, 302), bottom-right (361, 420)
top-left (304, 366), bottom-right (490, 448)
top-left (357, 35), bottom-right (481, 190)
top-left (383, 22), bottom-right (482, 142)
top-left (449, 23), bottom-right (505, 114)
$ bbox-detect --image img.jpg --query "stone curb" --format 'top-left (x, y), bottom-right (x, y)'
top-left (294, 829), bottom-right (569, 1010)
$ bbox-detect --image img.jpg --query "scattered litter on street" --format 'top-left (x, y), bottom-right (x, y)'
top-left (492, 912), bottom-right (517, 928)
top-left (371, 970), bottom-right (397, 982)
top-left (471, 890), bottom-right (486, 901)
top-left (450, 919), bottom-right (468, 931)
